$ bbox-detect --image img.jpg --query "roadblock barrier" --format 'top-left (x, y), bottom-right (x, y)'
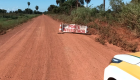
top-left (59, 23), bottom-right (88, 34)
top-left (59, 23), bottom-right (62, 32)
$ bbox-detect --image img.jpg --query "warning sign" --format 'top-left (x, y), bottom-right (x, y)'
top-left (61, 24), bottom-right (88, 34)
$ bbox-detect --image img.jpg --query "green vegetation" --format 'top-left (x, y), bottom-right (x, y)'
top-left (92, 24), bottom-right (138, 52)
top-left (47, 0), bottom-right (140, 52)
top-left (35, 6), bottom-right (39, 11)
top-left (0, 13), bottom-right (39, 34)
top-left (0, 1), bottom-right (43, 35)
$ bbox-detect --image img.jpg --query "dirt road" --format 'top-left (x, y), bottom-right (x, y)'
top-left (0, 15), bottom-right (127, 80)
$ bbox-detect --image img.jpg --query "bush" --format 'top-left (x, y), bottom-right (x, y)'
top-left (52, 8), bottom-right (60, 13)
top-left (91, 8), bottom-right (99, 17)
top-left (120, 3), bottom-right (140, 37)
top-left (0, 24), bottom-right (6, 35)
top-left (95, 37), bottom-right (106, 45)
top-left (11, 15), bottom-right (18, 19)
top-left (71, 7), bottom-right (92, 25)
top-left (91, 24), bottom-right (138, 52)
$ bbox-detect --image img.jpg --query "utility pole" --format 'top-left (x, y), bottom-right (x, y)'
top-left (104, 0), bottom-right (105, 11)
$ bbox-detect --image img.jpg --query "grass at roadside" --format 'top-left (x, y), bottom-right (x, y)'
top-left (0, 14), bottom-right (40, 34)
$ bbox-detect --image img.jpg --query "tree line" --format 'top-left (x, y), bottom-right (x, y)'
top-left (55, 0), bottom-right (105, 10)
top-left (48, 0), bottom-right (90, 14)
top-left (47, 0), bottom-right (140, 15)
top-left (0, 2), bottom-right (42, 14)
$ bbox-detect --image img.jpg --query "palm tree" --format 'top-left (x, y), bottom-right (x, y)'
top-left (85, 0), bottom-right (91, 7)
top-left (35, 6), bottom-right (39, 11)
top-left (103, 0), bottom-right (105, 11)
top-left (56, 0), bottom-right (60, 5)
top-left (27, 2), bottom-right (30, 14)
top-left (27, 2), bottom-right (30, 8)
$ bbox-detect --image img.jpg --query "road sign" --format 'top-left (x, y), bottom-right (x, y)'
top-left (61, 23), bottom-right (88, 34)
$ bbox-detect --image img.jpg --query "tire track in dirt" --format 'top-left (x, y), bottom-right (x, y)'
top-left (10, 15), bottom-right (45, 80)
top-left (43, 15), bottom-right (71, 80)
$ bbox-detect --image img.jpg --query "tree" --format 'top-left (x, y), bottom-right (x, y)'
top-left (60, 0), bottom-right (66, 3)
top-left (35, 6), bottom-right (39, 11)
top-left (56, 0), bottom-right (60, 5)
top-left (85, 0), bottom-right (91, 7)
top-left (48, 5), bottom-right (58, 12)
top-left (56, 0), bottom-right (66, 6)
top-left (27, 2), bottom-right (30, 8)
top-left (24, 8), bottom-right (33, 14)
top-left (9, 11), bottom-right (13, 13)
top-left (27, 2), bottom-right (30, 14)
top-left (76, 0), bottom-right (84, 8)
top-left (97, 4), bottom-right (104, 11)
top-left (17, 9), bottom-right (23, 13)
top-left (0, 9), bottom-right (6, 13)
top-left (109, 0), bottom-right (123, 12)
top-left (131, 0), bottom-right (140, 3)
top-left (56, 0), bottom-right (84, 8)
top-left (65, 0), bottom-right (77, 11)
top-left (0, 9), bottom-right (7, 18)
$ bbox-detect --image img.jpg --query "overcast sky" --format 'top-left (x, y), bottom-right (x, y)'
top-left (0, 0), bottom-right (132, 12)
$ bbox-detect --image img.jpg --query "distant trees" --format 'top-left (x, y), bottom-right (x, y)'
top-left (24, 8), bottom-right (33, 14)
top-left (9, 11), bottom-right (13, 13)
top-left (27, 2), bottom-right (31, 14)
top-left (0, 9), bottom-right (7, 13)
top-left (56, 0), bottom-right (84, 8)
top-left (56, 0), bottom-right (60, 5)
top-left (49, 0), bottom-right (88, 14)
top-left (85, 0), bottom-right (91, 7)
top-left (0, 1), bottom-right (42, 14)
top-left (34, 6), bottom-right (40, 14)
top-left (17, 9), bottom-right (23, 13)
top-left (35, 6), bottom-right (39, 11)
top-left (27, 2), bottom-right (30, 8)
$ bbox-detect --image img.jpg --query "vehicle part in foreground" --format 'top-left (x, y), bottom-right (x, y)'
top-left (104, 52), bottom-right (140, 80)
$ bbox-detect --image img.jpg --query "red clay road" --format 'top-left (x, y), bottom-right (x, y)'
top-left (0, 15), bottom-right (127, 80)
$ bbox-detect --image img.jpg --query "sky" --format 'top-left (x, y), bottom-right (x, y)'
top-left (0, 0), bottom-right (132, 12)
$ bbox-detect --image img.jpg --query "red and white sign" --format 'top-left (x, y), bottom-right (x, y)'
top-left (61, 24), bottom-right (88, 34)
top-left (75, 25), bottom-right (88, 33)
top-left (63, 24), bottom-right (76, 33)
